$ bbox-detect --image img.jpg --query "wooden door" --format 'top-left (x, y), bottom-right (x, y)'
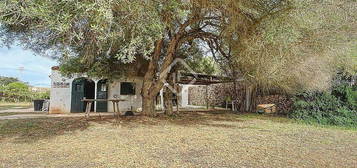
top-left (71, 79), bottom-right (85, 113)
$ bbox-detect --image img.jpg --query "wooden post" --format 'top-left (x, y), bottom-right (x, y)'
top-left (160, 89), bottom-right (164, 110)
top-left (85, 101), bottom-right (92, 118)
top-left (206, 85), bottom-right (209, 109)
top-left (112, 101), bottom-right (116, 117)
top-left (116, 101), bottom-right (120, 116)
top-left (175, 84), bottom-right (179, 113)
top-left (94, 81), bottom-right (98, 113)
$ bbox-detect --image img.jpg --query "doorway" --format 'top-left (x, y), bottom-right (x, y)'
top-left (71, 78), bottom-right (95, 113)
top-left (96, 79), bottom-right (108, 112)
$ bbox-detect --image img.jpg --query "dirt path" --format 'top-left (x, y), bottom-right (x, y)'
top-left (0, 107), bottom-right (34, 113)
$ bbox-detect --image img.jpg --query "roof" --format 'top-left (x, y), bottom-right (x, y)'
top-left (176, 71), bottom-right (234, 85)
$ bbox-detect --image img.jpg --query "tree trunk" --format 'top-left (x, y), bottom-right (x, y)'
top-left (244, 85), bottom-right (253, 112)
top-left (140, 40), bottom-right (163, 117)
top-left (140, 34), bottom-right (181, 117)
top-left (244, 84), bottom-right (257, 112)
top-left (163, 87), bottom-right (174, 115)
top-left (142, 93), bottom-right (156, 117)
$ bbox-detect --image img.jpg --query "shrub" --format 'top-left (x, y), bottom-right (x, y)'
top-left (290, 87), bottom-right (357, 128)
top-left (331, 84), bottom-right (356, 109)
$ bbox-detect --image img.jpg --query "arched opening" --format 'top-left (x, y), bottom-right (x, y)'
top-left (97, 79), bottom-right (108, 112)
top-left (71, 78), bottom-right (95, 113)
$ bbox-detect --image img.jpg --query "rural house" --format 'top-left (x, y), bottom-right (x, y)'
top-left (49, 66), bottom-right (233, 114)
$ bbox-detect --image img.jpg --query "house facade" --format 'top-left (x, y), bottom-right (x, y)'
top-left (49, 66), bottom-right (145, 114)
top-left (49, 66), bottom-right (198, 114)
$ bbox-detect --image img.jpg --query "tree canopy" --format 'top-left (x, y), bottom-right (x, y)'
top-left (1, 0), bottom-right (356, 115)
top-left (0, 76), bottom-right (20, 86)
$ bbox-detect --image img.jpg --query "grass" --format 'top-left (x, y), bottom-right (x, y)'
top-left (0, 102), bottom-right (32, 111)
top-left (0, 111), bottom-right (357, 167)
top-left (0, 112), bottom-right (46, 117)
top-left (0, 118), bottom-right (89, 142)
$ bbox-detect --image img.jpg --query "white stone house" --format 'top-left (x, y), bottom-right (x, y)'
top-left (49, 66), bottom-right (199, 114)
top-left (49, 66), bottom-right (146, 114)
top-left (49, 65), bottom-right (231, 114)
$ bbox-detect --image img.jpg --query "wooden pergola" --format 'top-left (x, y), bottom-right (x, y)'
top-left (166, 71), bottom-right (235, 110)
top-left (176, 71), bottom-right (234, 85)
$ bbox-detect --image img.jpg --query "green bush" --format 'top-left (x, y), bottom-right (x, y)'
top-left (290, 86), bottom-right (357, 128)
top-left (332, 84), bottom-right (356, 109)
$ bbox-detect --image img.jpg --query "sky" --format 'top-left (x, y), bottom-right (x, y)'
top-left (0, 46), bottom-right (57, 87)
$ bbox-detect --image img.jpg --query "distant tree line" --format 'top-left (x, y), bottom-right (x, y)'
top-left (0, 76), bottom-right (50, 102)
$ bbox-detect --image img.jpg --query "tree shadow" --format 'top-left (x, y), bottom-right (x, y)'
top-left (0, 110), bottom-right (292, 143)
top-left (0, 118), bottom-right (90, 143)
top-left (93, 110), bottom-right (247, 129)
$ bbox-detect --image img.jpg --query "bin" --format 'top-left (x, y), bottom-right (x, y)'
top-left (34, 99), bottom-right (45, 111)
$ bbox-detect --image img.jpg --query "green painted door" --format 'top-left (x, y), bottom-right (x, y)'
top-left (71, 79), bottom-right (85, 113)
top-left (97, 80), bottom-right (108, 112)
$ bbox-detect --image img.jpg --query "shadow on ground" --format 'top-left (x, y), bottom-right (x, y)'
top-left (0, 118), bottom-right (89, 143)
top-left (87, 110), bottom-right (292, 129)
top-left (0, 110), bottom-right (292, 143)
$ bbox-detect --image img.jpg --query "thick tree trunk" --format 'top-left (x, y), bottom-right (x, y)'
top-left (141, 40), bottom-right (163, 117)
top-left (244, 84), bottom-right (257, 112)
top-left (142, 94), bottom-right (156, 117)
top-left (140, 31), bottom-right (186, 116)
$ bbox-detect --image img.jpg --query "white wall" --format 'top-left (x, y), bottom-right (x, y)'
top-left (180, 84), bottom-right (201, 108)
top-left (107, 78), bottom-right (143, 112)
top-left (49, 70), bottom-right (74, 114)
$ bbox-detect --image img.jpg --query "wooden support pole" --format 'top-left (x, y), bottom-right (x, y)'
top-left (175, 84), bottom-right (179, 113)
top-left (206, 85), bottom-right (209, 110)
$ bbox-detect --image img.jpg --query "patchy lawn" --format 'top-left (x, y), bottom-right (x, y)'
top-left (0, 111), bottom-right (356, 167)
top-left (0, 102), bottom-right (33, 111)
top-left (0, 112), bottom-right (46, 117)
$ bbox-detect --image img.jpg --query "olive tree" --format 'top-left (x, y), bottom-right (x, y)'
top-left (1, 0), bottom-right (355, 115)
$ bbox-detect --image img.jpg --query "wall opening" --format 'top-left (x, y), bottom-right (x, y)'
top-left (97, 79), bottom-right (108, 112)
top-left (71, 78), bottom-right (95, 113)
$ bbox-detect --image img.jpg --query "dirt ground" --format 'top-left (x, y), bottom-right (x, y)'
top-left (0, 111), bottom-right (356, 168)
top-left (0, 102), bottom-right (33, 111)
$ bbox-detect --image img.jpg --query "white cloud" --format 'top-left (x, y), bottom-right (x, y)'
top-left (0, 46), bottom-right (57, 87)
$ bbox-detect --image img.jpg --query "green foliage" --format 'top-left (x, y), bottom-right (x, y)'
top-left (290, 85), bottom-right (357, 128)
top-left (33, 91), bottom-right (50, 100)
top-left (332, 84), bottom-right (356, 109)
top-left (0, 0), bottom-right (356, 106)
top-left (229, 0), bottom-right (357, 92)
top-left (1, 82), bottom-right (31, 102)
top-left (185, 52), bottom-right (218, 75)
top-left (0, 78), bottom-right (50, 102)
top-left (0, 76), bottom-right (19, 86)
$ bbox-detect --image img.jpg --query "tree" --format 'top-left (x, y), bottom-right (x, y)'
top-left (206, 0), bottom-right (357, 111)
top-left (1, 0), bottom-right (355, 115)
top-left (2, 82), bottom-right (31, 102)
top-left (0, 76), bottom-right (19, 86)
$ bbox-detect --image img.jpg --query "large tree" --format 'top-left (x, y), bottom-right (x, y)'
top-left (205, 0), bottom-right (357, 111)
top-left (1, 0), bottom-right (355, 115)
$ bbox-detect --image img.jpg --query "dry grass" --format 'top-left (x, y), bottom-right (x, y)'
top-left (0, 111), bottom-right (356, 168)
top-left (0, 102), bottom-right (32, 111)
top-left (0, 112), bottom-right (46, 117)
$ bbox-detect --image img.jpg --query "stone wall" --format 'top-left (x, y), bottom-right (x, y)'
top-left (187, 83), bottom-right (293, 113)
top-left (188, 83), bottom-right (242, 107)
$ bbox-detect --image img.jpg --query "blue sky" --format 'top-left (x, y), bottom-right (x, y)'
top-left (0, 46), bottom-right (57, 87)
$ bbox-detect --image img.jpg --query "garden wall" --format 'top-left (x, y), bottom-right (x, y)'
top-left (188, 83), bottom-right (242, 107)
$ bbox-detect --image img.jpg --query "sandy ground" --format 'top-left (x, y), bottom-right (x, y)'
top-left (0, 111), bottom-right (116, 120)
top-left (0, 112), bottom-right (356, 168)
